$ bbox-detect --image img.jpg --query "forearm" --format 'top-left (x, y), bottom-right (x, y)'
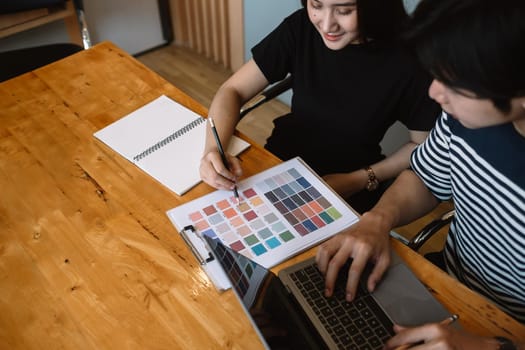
top-left (371, 129), bottom-right (429, 183)
top-left (203, 85), bottom-right (244, 155)
top-left (370, 141), bottom-right (418, 183)
top-left (203, 59), bottom-right (269, 156)
top-left (369, 169), bottom-right (440, 229)
top-left (324, 141), bottom-right (420, 198)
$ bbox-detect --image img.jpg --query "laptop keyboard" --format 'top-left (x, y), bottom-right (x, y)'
top-left (289, 261), bottom-right (394, 350)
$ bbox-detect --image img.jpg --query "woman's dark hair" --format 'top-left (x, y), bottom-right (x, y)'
top-left (405, 0), bottom-right (525, 113)
top-left (301, 0), bottom-right (409, 42)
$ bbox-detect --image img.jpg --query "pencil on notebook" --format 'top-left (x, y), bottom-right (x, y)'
top-left (208, 117), bottom-right (240, 204)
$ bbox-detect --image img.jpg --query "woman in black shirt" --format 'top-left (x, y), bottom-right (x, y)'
top-left (200, 0), bottom-right (440, 213)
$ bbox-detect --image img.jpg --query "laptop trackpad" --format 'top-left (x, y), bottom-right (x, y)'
top-left (373, 264), bottom-right (451, 327)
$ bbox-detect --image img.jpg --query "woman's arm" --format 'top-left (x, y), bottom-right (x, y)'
top-left (200, 59), bottom-right (269, 190)
top-left (323, 129), bottom-right (428, 198)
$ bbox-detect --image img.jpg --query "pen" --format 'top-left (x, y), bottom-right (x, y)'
top-left (441, 314), bottom-right (459, 325)
top-left (393, 314), bottom-right (459, 350)
top-left (208, 117), bottom-right (240, 204)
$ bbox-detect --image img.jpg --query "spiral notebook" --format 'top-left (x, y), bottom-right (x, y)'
top-left (94, 95), bottom-right (250, 196)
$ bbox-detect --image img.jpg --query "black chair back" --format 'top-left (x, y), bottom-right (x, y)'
top-left (0, 1), bottom-right (66, 14)
top-left (0, 0), bottom-right (91, 82)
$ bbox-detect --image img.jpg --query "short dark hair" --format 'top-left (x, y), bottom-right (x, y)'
top-left (301, 0), bottom-right (409, 42)
top-left (406, 0), bottom-right (525, 113)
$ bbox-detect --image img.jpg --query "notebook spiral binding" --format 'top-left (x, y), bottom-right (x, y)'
top-left (132, 117), bottom-right (206, 162)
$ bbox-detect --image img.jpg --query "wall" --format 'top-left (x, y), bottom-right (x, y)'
top-left (83, 0), bottom-right (165, 55)
top-left (403, 0), bottom-right (420, 13)
top-left (243, 1), bottom-right (301, 106)
top-left (243, 1), bottom-right (301, 62)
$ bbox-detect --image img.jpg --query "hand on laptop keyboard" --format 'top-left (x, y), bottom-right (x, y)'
top-left (291, 260), bottom-right (394, 349)
top-left (315, 211), bottom-right (393, 302)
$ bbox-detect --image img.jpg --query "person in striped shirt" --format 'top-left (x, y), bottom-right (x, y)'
top-left (316, 0), bottom-right (525, 348)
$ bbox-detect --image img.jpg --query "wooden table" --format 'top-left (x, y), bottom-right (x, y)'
top-left (1, 42), bottom-right (523, 349)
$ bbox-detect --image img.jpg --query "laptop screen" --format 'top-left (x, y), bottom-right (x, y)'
top-left (204, 235), bottom-right (325, 350)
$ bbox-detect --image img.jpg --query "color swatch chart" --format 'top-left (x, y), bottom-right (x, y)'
top-left (167, 157), bottom-right (359, 270)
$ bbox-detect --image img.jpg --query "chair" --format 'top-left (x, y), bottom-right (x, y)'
top-left (406, 209), bottom-right (455, 251)
top-left (389, 208), bottom-right (454, 270)
top-left (239, 75), bottom-right (292, 119)
top-left (0, 0), bottom-right (92, 82)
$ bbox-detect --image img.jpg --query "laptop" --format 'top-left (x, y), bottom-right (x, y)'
top-left (204, 235), bottom-right (452, 350)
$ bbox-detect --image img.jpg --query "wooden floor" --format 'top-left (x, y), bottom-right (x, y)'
top-left (137, 43), bottom-right (453, 253)
top-left (137, 44), bottom-right (290, 146)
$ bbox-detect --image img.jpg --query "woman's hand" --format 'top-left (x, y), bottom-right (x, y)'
top-left (199, 150), bottom-right (242, 190)
top-left (316, 211), bottom-right (392, 301)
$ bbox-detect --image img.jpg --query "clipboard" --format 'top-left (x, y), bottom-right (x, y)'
top-left (180, 225), bottom-right (231, 291)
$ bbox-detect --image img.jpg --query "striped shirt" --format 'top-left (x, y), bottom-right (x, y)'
top-left (410, 112), bottom-right (525, 323)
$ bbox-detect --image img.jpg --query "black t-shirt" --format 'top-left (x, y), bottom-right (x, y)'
top-left (252, 9), bottom-right (440, 176)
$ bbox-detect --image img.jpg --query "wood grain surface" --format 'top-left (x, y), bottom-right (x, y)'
top-left (0, 42), bottom-right (523, 349)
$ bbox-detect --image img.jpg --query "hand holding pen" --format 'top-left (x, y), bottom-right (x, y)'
top-left (208, 117), bottom-right (240, 204)
top-left (386, 314), bottom-right (459, 350)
